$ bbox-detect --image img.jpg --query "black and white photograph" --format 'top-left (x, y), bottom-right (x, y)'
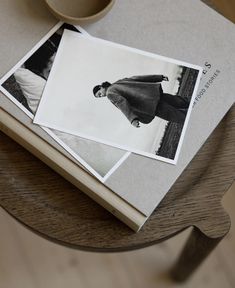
top-left (34, 30), bottom-right (202, 163)
top-left (0, 23), bottom-right (129, 182)
top-left (1, 23), bottom-right (80, 115)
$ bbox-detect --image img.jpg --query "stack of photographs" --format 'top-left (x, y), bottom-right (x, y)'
top-left (0, 22), bottom-right (202, 186)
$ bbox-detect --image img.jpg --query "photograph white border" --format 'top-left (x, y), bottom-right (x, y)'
top-left (34, 31), bottom-right (203, 165)
top-left (0, 22), bottom-right (131, 183)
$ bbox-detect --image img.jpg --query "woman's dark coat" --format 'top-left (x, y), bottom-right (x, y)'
top-left (106, 75), bottom-right (164, 124)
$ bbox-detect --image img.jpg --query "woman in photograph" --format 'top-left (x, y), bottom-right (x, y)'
top-left (93, 75), bottom-right (189, 127)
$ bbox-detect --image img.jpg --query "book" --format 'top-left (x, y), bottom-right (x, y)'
top-left (0, 0), bottom-right (234, 231)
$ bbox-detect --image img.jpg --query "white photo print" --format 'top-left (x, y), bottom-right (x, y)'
top-left (34, 30), bottom-right (203, 164)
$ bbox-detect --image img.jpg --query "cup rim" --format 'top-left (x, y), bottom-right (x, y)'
top-left (44, 0), bottom-right (115, 22)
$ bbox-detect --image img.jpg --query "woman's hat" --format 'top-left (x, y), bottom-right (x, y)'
top-left (93, 85), bottom-right (101, 96)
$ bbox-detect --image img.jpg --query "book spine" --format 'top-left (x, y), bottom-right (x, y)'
top-left (0, 108), bottom-right (146, 232)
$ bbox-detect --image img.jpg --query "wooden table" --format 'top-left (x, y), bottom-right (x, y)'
top-left (0, 0), bottom-right (234, 282)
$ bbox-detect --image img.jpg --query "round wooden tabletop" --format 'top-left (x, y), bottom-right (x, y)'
top-left (0, 106), bottom-right (234, 252)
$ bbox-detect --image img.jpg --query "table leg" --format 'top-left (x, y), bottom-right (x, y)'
top-left (170, 227), bottom-right (225, 282)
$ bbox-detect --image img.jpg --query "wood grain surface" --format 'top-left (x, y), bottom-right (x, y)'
top-left (0, 0), bottom-right (234, 253)
top-left (0, 106), bottom-right (234, 251)
top-left (0, 186), bottom-right (234, 288)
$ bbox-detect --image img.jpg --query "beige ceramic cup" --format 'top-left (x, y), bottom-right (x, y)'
top-left (44, 0), bottom-right (115, 24)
